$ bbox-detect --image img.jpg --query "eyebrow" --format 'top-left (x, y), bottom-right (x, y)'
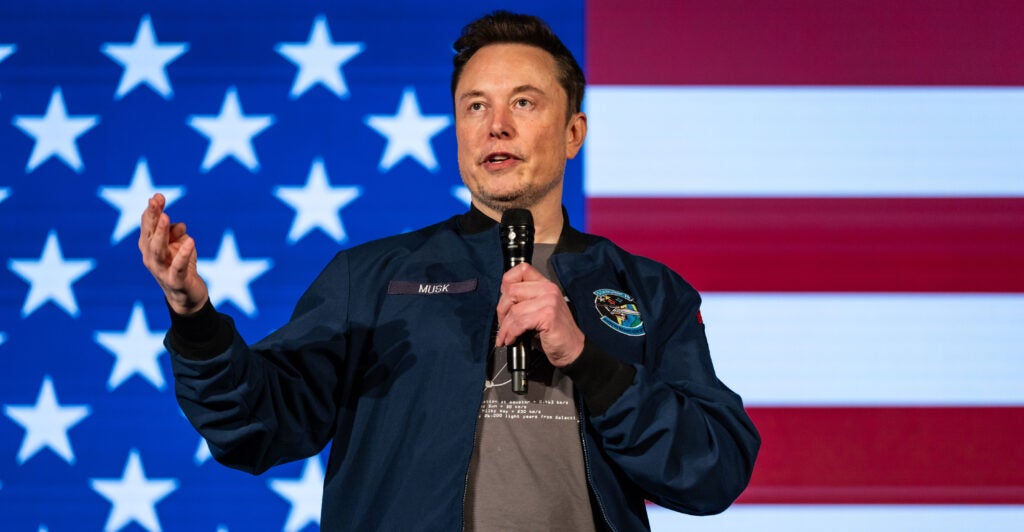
top-left (511, 84), bottom-right (545, 96)
top-left (457, 85), bottom-right (547, 103)
top-left (457, 90), bottom-right (486, 103)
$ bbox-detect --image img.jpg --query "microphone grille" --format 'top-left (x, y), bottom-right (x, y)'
top-left (500, 208), bottom-right (533, 227)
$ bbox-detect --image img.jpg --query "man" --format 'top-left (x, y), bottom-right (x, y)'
top-left (140, 11), bottom-right (759, 531)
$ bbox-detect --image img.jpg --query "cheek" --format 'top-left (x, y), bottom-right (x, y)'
top-left (455, 119), bottom-right (474, 141)
top-left (535, 129), bottom-right (567, 161)
top-left (455, 127), bottom-right (469, 150)
top-left (455, 132), bottom-right (473, 163)
top-left (456, 153), bottom-right (474, 182)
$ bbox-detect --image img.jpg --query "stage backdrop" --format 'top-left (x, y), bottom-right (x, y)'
top-left (1, 1), bottom-right (1021, 531)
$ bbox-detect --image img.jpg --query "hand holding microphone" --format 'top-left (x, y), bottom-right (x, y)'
top-left (496, 209), bottom-right (586, 395)
top-left (499, 209), bottom-right (534, 395)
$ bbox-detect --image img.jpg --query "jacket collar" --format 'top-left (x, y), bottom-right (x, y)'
top-left (457, 203), bottom-right (590, 254)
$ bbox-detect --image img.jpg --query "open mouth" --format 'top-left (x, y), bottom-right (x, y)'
top-left (484, 152), bottom-right (517, 164)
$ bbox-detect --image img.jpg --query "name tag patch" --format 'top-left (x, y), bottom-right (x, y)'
top-left (387, 279), bottom-right (478, 295)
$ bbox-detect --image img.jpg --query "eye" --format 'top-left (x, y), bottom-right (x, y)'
top-left (468, 102), bottom-right (484, 112)
top-left (514, 98), bottom-right (532, 109)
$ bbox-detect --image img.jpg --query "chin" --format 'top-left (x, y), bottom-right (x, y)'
top-left (476, 193), bottom-right (531, 213)
top-left (470, 184), bottom-right (524, 204)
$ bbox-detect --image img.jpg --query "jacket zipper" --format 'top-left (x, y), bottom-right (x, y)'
top-left (461, 413), bottom-right (481, 531)
top-left (578, 385), bottom-right (615, 531)
top-left (461, 316), bottom-right (495, 531)
top-left (556, 266), bottom-right (616, 532)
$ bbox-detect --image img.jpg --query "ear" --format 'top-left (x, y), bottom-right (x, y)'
top-left (564, 112), bottom-right (587, 160)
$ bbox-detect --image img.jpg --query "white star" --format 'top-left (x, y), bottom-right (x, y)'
top-left (452, 185), bottom-right (471, 207)
top-left (8, 230), bottom-right (96, 318)
top-left (13, 87), bottom-right (100, 173)
top-left (4, 376), bottom-right (91, 465)
top-left (0, 331), bottom-right (6, 346)
top-left (274, 158), bottom-right (361, 244)
top-left (275, 15), bottom-right (364, 99)
top-left (0, 187), bottom-right (9, 205)
top-left (94, 302), bottom-right (168, 391)
top-left (91, 449), bottom-right (178, 532)
top-left (269, 457), bottom-right (324, 532)
top-left (98, 158), bottom-right (185, 244)
top-left (101, 14), bottom-right (189, 99)
top-left (365, 87), bottom-right (451, 172)
top-left (197, 231), bottom-right (272, 317)
top-left (188, 87), bottom-right (275, 172)
top-left (0, 44), bottom-right (14, 98)
top-left (194, 437), bottom-right (212, 465)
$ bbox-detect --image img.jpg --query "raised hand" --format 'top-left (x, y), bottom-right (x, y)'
top-left (138, 193), bottom-right (209, 315)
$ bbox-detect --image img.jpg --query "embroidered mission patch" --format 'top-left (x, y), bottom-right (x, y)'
top-left (593, 289), bottom-right (646, 336)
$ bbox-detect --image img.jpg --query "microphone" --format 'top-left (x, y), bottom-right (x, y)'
top-left (500, 208), bottom-right (534, 395)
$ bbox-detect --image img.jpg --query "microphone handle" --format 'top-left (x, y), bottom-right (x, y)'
top-left (509, 341), bottom-right (529, 395)
top-left (500, 214), bottom-right (533, 395)
top-left (507, 255), bottom-right (530, 395)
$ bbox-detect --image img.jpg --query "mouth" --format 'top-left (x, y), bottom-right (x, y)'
top-left (481, 150), bottom-right (520, 162)
top-left (481, 151), bottom-right (521, 170)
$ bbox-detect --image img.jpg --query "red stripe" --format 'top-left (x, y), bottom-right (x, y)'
top-left (586, 197), bottom-right (1024, 293)
top-left (586, 0), bottom-right (1024, 86)
top-left (739, 407), bottom-right (1024, 504)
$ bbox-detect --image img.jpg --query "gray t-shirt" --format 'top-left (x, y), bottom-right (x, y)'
top-left (464, 243), bottom-right (596, 531)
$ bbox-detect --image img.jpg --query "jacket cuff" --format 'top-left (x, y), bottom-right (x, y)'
top-left (561, 339), bottom-right (636, 415)
top-left (166, 299), bottom-right (233, 360)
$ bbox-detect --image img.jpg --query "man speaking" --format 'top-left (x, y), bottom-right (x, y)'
top-left (139, 11), bottom-right (760, 531)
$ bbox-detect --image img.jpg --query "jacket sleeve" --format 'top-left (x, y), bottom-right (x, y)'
top-left (563, 265), bottom-right (760, 516)
top-left (169, 252), bottom-right (353, 475)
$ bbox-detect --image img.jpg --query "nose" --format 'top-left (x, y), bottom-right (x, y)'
top-left (489, 106), bottom-right (515, 139)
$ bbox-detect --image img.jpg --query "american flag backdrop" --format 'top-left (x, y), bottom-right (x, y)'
top-left (0, 1), bottom-right (1021, 531)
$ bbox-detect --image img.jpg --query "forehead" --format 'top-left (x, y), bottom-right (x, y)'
top-left (456, 43), bottom-right (562, 95)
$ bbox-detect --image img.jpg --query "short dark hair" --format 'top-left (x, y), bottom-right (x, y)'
top-left (451, 11), bottom-right (585, 120)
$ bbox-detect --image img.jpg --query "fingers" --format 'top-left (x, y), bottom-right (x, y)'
top-left (136, 194), bottom-right (208, 314)
top-left (139, 195), bottom-right (192, 283)
top-left (139, 193), bottom-right (173, 258)
top-left (169, 235), bottom-right (195, 279)
top-left (496, 290), bottom-right (585, 366)
top-left (138, 194), bottom-right (163, 251)
top-left (141, 194), bottom-right (165, 229)
top-left (495, 262), bottom-right (585, 364)
top-left (497, 265), bottom-right (556, 312)
top-left (496, 282), bottom-right (551, 326)
top-left (501, 262), bottom-right (545, 284)
top-left (495, 274), bottom-right (563, 345)
top-left (496, 297), bottom-right (549, 345)
top-left (149, 212), bottom-right (172, 264)
top-left (170, 222), bottom-right (187, 241)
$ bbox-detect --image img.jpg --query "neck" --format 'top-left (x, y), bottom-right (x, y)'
top-left (528, 201), bottom-right (564, 244)
top-left (472, 196), bottom-right (564, 244)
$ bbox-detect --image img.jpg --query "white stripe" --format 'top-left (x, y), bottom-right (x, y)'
top-left (699, 293), bottom-right (1024, 405)
top-left (584, 87), bottom-right (1024, 197)
top-left (648, 505), bottom-right (1024, 531)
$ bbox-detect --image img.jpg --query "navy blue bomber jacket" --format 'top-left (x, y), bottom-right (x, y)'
top-left (168, 206), bottom-right (760, 531)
